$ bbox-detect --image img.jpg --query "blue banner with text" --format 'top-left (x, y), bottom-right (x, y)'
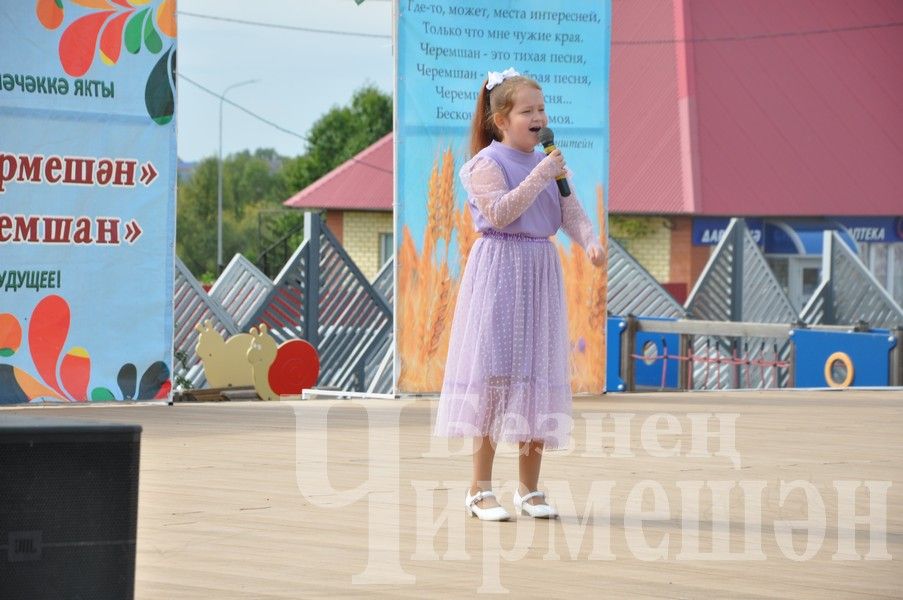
top-left (395, 0), bottom-right (611, 392)
top-left (0, 1), bottom-right (176, 404)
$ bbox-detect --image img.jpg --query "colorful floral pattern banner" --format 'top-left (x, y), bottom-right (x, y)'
top-left (395, 0), bottom-right (612, 393)
top-left (0, 1), bottom-right (176, 404)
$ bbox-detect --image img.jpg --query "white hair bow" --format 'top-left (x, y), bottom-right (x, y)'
top-left (485, 67), bottom-right (520, 91)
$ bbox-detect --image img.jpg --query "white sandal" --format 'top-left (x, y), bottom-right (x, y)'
top-left (514, 490), bottom-right (558, 519)
top-left (465, 490), bottom-right (511, 521)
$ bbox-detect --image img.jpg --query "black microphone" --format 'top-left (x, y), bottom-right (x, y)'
top-left (537, 126), bottom-right (570, 197)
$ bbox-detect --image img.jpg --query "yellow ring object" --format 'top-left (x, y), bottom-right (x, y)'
top-left (824, 352), bottom-right (854, 388)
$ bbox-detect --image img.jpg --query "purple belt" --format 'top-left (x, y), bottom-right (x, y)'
top-left (481, 230), bottom-right (550, 243)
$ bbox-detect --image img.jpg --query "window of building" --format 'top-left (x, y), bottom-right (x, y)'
top-left (766, 255), bottom-right (821, 313)
top-left (378, 232), bottom-right (393, 269)
top-left (860, 242), bottom-right (903, 307)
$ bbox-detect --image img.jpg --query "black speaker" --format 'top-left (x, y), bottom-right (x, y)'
top-left (0, 416), bottom-right (141, 600)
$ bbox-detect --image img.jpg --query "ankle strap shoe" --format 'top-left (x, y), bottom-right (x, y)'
top-left (465, 490), bottom-right (511, 521)
top-left (514, 490), bottom-right (558, 519)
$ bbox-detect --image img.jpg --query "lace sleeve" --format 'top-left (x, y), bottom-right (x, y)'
top-left (560, 174), bottom-right (602, 253)
top-left (460, 154), bottom-right (562, 229)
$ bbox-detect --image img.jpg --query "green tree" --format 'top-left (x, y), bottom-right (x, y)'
top-left (283, 84), bottom-right (392, 192)
top-left (176, 85), bottom-right (392, 280)
top-left (176, 149), bottom-right (290, 279)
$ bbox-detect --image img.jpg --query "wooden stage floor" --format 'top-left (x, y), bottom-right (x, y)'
top-left (4, 389), bottom-right (902, 598)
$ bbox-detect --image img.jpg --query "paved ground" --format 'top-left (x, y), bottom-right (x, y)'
top-left (3, 389), bottom-right (902, 598)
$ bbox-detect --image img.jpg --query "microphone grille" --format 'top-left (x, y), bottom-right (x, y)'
top-left (537, 127), bottom-right (554, 146)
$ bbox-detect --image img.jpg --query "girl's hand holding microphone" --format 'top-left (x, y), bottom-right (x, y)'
top-left (535, 148), bottom-right (566, 180)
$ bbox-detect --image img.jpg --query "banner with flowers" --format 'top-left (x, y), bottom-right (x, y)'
top-left (394, 0), bottom-right (612, 393)
top-left (0, 1), bottom-right (177, 404)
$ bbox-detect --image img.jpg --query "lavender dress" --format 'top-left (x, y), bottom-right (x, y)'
top-left (434, 141), bottom-right (597, 450)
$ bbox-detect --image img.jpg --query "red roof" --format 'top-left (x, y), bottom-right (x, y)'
top-left (610, 0), bottom-right (903, 216)
top-left (283, 132), bottom-right (392, 211)
top-left (609, 0), bottom-right (689, 214)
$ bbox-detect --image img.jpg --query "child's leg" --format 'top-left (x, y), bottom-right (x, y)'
top-left (470, 436), bottom-right (501, 508)
top-left (518, 441), bottom-right (548, 505)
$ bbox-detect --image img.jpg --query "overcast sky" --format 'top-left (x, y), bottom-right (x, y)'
top-left (176, 0), bottom-right (394, 162)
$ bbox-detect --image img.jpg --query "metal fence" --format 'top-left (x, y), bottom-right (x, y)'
top-left (366, 257), bottom-right (395, 394)
top-left (173, 256), bottom-right (238, 389)
top-left (618, 218), bottom-right (903, 391)
top-left (209, 253), bottom-right (273, 330)
top-left (372, 255), bottom-right (394, 306)
top-left (607, 238), bottom-right (685, 318)
top-left (682, 219), bottom-right (797, 388)
top-left (686, 219), bottom-right (798, 323)
top-left (802, 231), bottom-right (903, 328)
top-left (173, 213), bottom-right (392, 394)
top-left (616, 317), bottom-right (796, 391)
top-left (174, 215), bottom-right (901, 395)
top-left (243, 213), bottom-right (392, 392)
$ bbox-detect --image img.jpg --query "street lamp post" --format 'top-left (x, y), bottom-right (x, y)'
top-left (217, 79), bottom-right (258, 275)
